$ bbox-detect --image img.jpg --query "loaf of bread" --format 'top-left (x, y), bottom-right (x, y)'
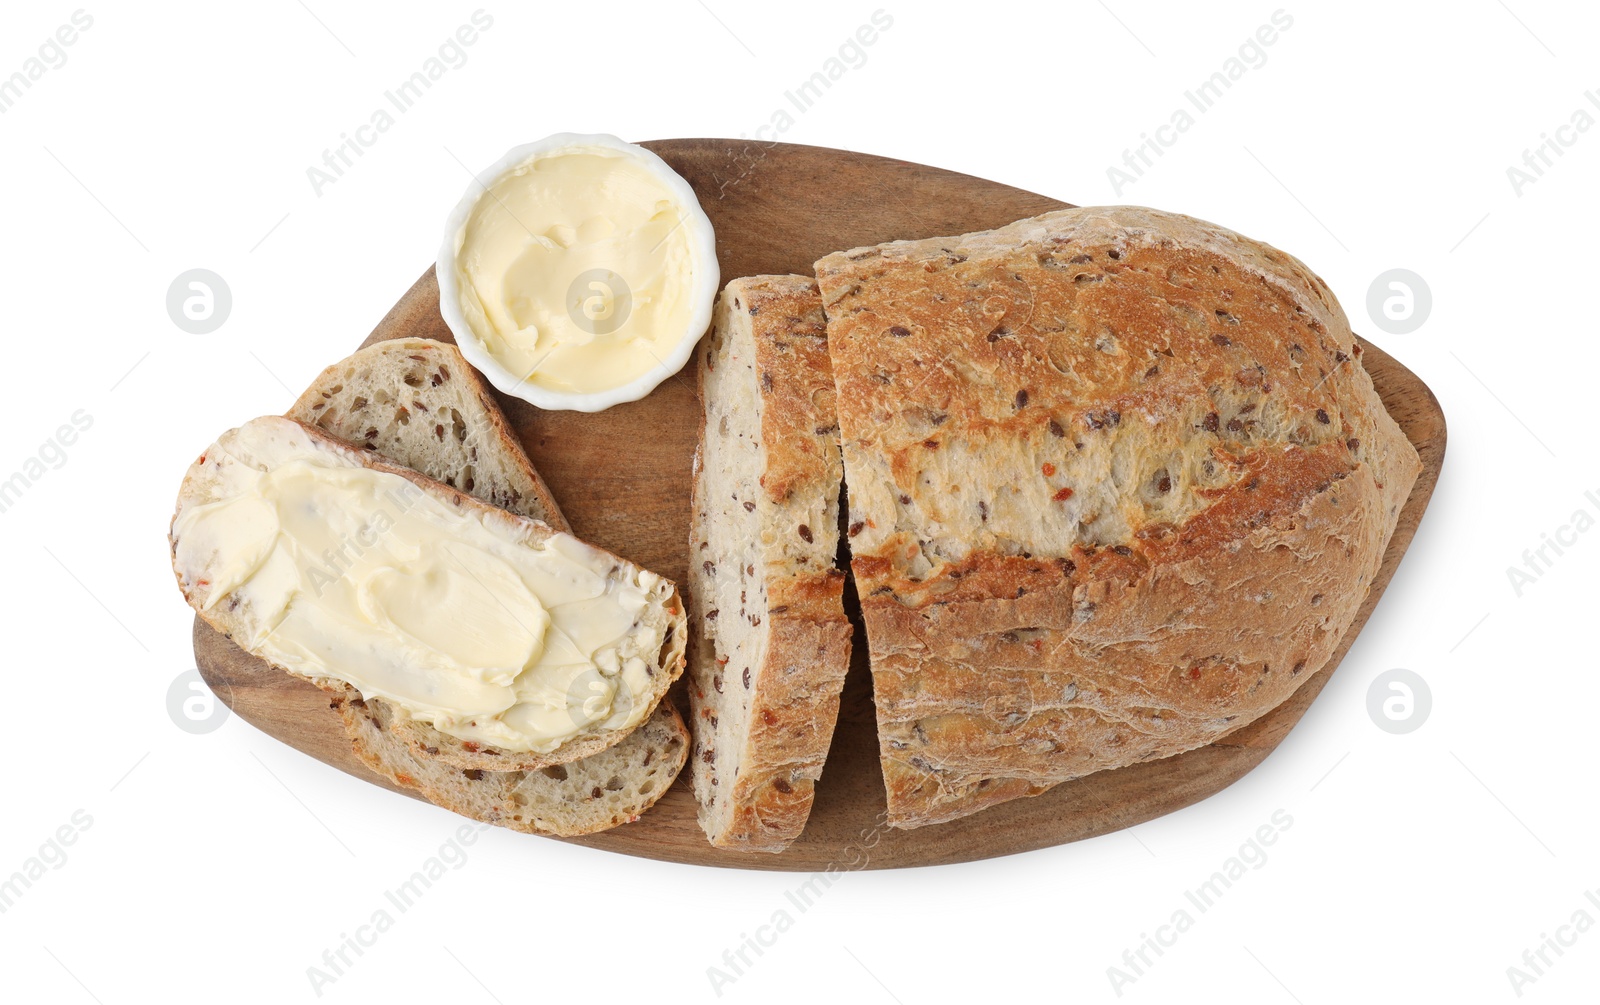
top-left (289, 338), bottom-right (568, 532)
top-left (814, 206), bottom-right (1421, 828)
top-left (278, 342), bottom-right (689, 835)
top-left (687, 276), bottom-right (852, 851)
top-left (171, 416), bottom-right (687, 774)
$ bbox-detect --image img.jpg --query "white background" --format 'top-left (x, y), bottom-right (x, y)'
top-left (2, 1), bottom-right (1596, 1002)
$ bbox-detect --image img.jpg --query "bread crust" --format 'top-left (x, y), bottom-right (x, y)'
top-left (814, 206), bottom-right (1421, 828)
top-left (687, 276), bottom-right (853, 851)
top-left (171, 416), bottom-right (686, 772)
top-left (331, 685), bottom-right (689, 836)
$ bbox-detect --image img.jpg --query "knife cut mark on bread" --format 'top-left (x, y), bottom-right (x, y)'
top-left (289, 337), bottom-right (569, 533)
top-left (813, 206), bottom-right (1422, 828)
top-left (172, 412), bottom-right (688, 779)
top-left (687, 277), bottom-right (853, 851)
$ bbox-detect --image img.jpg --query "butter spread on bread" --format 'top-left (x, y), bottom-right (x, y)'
top-left (814, 206), bottom-right (1422, 828)
top-left (173, 415), bottom-right (683, 759)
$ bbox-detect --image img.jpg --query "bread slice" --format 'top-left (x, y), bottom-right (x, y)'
top-left (172, 416), bottom-right (687, 774)
top-left (275, 343), bottom-right (689, 834)
top-left (288, 338), bottom-right (568, 532)
top-left (686, 276), bottom-right (852, 851)
top-left (331, 689), bottom-right (687, 836)
top-left (814, 206), bottom-right (1422, 828)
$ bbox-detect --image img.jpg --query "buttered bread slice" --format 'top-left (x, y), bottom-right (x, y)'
top-left (172, 415), bottom-right (685, 772)
top-left (278, 339), bottom-right (689, 835)
top-left (687, 276), bottom-right (852, 851)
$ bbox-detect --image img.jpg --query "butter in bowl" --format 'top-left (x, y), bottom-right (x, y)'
top-left (437, 133), bottom-right (720, 412)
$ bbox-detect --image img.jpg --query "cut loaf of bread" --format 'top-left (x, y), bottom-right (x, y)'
top-left (288, 338), bottom-right (568, 533)
top-left (814, 206), bottom-right (1422, 828)
top-left (687, 276), bottom-right (852, 851)
top-left (172, 416), bottom-right (688, 775)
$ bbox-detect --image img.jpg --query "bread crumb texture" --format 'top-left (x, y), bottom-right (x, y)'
top-left (687, 276), bottom-right (853, 851)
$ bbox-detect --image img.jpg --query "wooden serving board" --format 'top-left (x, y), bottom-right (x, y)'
top-left (195, 139), bottom-right (1446, 870)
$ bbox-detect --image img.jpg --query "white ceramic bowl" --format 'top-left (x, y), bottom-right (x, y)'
top-left (436, 132), bottom-right (719, 412)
